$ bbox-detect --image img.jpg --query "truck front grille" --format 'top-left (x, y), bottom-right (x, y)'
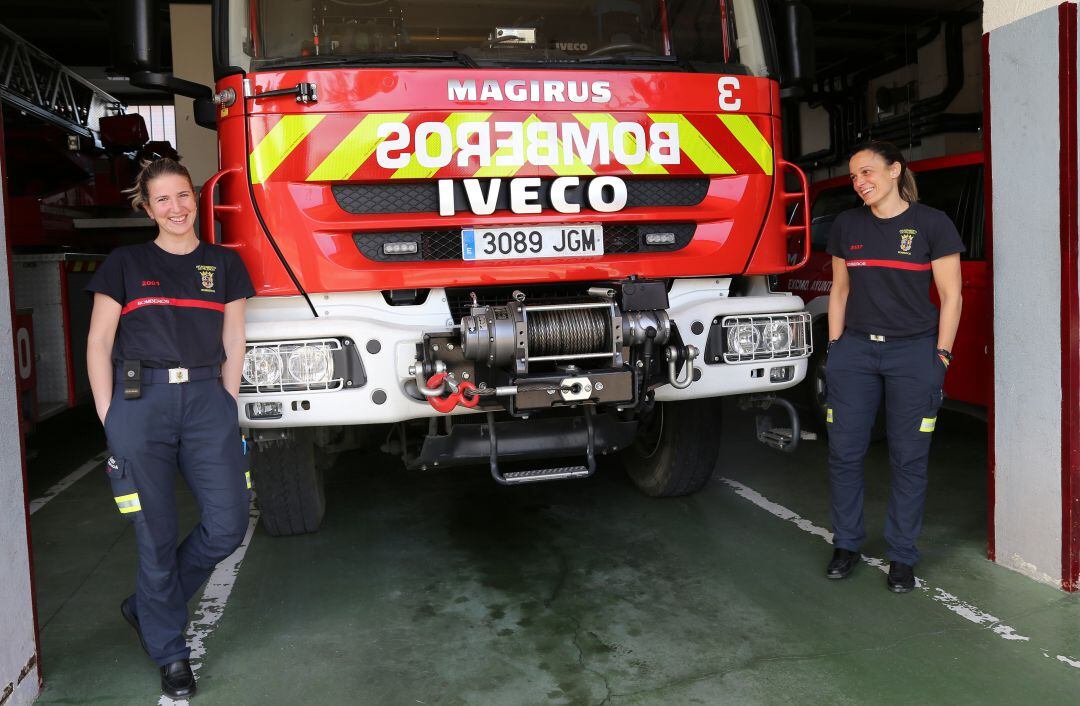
top-left (333, 177), bottom-right (709, 215)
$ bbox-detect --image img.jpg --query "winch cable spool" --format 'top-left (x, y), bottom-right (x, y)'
top-left (527, 308), bottom-right (610, 357)
top-left (461, 299), bottom-right (621, 369)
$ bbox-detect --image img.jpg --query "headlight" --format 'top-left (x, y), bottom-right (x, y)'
top-left (727, 323), bottom-right (760, 355)
top-left (243, 348), bottom-right (283, 386)
top-left (717, 313), bottom-right (812, 363)
top-left (285, 345), bottom-right (332, 384)
top-left (241, 339), bottom-right (344, 392)
top-left (761, 321), bottom-right (792, 352)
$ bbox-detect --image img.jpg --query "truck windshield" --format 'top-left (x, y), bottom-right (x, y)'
top-left (225, 0), bottom-right (774, 77)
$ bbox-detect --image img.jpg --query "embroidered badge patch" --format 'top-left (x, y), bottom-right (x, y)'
top-left (898, 228), bottom-right (917, 255)
top-left (196, 264), bottom-right (217, 293)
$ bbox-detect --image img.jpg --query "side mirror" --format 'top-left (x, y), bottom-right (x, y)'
top-left (114, 0), bottom-right (215, 120)
top-left (193, 97), bottom-right (218, 130)
top-left (780, 1), bottom-right (815, 93)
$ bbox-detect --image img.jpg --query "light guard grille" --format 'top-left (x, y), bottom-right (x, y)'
top-left (719, 313), bottom-right (813, 364)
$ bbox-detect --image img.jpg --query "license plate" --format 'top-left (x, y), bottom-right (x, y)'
top-left (462, 224), bottom-right (604, 261)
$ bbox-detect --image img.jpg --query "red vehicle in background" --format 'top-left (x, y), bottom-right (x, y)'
top-left (777, 151), bottom-right (990, 426)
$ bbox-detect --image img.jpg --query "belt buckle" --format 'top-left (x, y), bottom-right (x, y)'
top-left (870, 334), bottom-right (886, 342)
top-left (168, 367), bottom-right (190, 384)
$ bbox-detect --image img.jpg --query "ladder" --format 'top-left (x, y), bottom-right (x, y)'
top-left (0, 23), bottom-right (122, 139)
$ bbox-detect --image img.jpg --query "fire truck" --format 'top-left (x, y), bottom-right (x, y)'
top-left (120, 0), bottom-right (816, 535)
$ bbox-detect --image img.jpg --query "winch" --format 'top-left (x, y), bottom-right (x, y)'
top-left (460, 299), bottom-right (631, 374)
top-left (410, 279), bottom-right (699, 414)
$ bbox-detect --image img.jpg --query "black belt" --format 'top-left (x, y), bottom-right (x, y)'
top-left (116, 365), bottom-right (221, 384)
top-left (846, 329), bottom-right (935, 343)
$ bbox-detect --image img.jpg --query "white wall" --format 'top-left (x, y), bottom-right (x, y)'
top-left (170, 3), bottom-right (217, 187)
top-left (0, 121), bottom-right (40, 704)
top-left (989, 5), bottom-right (1065, 587)
top-left (984, 0), bottom-right (1074, 34)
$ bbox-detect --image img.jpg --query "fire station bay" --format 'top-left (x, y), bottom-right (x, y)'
top-left (4, 0), bottom-right (1080, 703)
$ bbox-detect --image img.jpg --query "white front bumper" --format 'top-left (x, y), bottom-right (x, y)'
top-left (239, 278), bottom-right (809, 427)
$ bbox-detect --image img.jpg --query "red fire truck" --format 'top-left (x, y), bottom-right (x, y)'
top-left (121, 0), bottom-right (816, 535)
top-left (777, 151), bottom-right (990, 429)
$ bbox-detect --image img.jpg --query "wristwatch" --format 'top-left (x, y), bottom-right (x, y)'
top-left (936, 348), bottom-right (953, 364)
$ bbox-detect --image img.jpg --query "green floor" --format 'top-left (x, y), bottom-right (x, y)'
top-left (27, 403), bottom-right (1080, 704)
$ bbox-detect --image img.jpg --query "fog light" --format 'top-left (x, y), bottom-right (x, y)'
top-left (645, 232), bottom-right (676, 245)
top-left (383, 241), bottom-right (418, 255)
top-left (246, 401), bottom-right (283, 419)
top-left (770, 366), bottom-right (794, 383)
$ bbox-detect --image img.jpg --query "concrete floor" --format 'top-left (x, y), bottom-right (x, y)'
top-left (25, 401), bottom-right (1080, 705)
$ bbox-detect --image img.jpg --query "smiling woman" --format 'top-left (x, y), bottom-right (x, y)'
top-left (83, 158), bottom-right (257, 699)
top-left (822, 141), bottom-right (964, 594)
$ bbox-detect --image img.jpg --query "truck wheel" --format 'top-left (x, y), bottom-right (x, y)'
top-left (251, 429), bottom-right (326, 536)
top-left (622, 398), bottom-right (721, 497)
top-left (806, 325), bottom-right (886, 441)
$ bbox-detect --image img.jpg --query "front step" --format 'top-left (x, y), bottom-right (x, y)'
top-left (758, 427), bottom-right (794, 451)
top-left (487, 408), bottom-right (597, 486)
top-left (738, 394), bottom-right (801, 453)
top-left (502, 466), bottom-right (592, 484)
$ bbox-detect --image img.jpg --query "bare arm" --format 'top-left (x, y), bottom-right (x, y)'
top-left (222, 298), bottom-right (247, 399)
top-left (827, 257), bottom-right (850, 342)
top-left (932, 253), bottom-right (963, 355)
top-left (87, 293), bottom-right (121, 424)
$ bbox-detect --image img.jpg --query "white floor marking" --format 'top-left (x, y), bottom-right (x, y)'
top-left (719, 477), bottom-right (1080, 668)
top-left (28, 451), bottom-right (110, 515)
top-left (158, 499), bottom-right (261, 706)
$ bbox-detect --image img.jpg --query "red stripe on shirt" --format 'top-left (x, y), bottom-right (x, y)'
top-left (121, 297), bottom-right (226, 316)
top-left (846, 259), bottom-right (933, 271)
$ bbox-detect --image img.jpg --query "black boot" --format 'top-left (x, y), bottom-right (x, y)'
top-left (887, 561), bottom-right (916, 593)
top-left (161, 659), bottom-right (197, 699)
top-left (825, 548), bottom-right (860, 579)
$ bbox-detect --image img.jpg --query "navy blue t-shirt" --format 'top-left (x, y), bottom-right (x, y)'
top-left (86, 241), bottom-right (255, 368)
top-left (826, 202), bottom-right (964, 338)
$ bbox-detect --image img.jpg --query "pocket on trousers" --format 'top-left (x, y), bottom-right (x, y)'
top-left (105, 455), bottom-right (142, 517)
top-left (918, 389), bottom-right (944, 434)
top-left (102, 387), bottom-right (122, 432)
top-left (933, 355), bottom-right (948, 387)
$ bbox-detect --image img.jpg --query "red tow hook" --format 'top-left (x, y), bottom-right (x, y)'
top-left (425, 372), bottom-right (479, 413)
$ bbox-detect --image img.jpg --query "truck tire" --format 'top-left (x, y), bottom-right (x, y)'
top-left (252, 429), bottom-right (326, 536)
top-left (622, 398), bottom-right (721, 497)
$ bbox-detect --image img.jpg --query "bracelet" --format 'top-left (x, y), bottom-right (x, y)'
top-left (828, 339), bottom-right (838, 352)
top-left (936, 348), bottom-right (953, 365)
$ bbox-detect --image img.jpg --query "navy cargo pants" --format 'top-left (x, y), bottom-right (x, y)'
top-left (825, 331), bottom-right (946, 566)
top-left (103, 368), bottom-right (249, 667)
